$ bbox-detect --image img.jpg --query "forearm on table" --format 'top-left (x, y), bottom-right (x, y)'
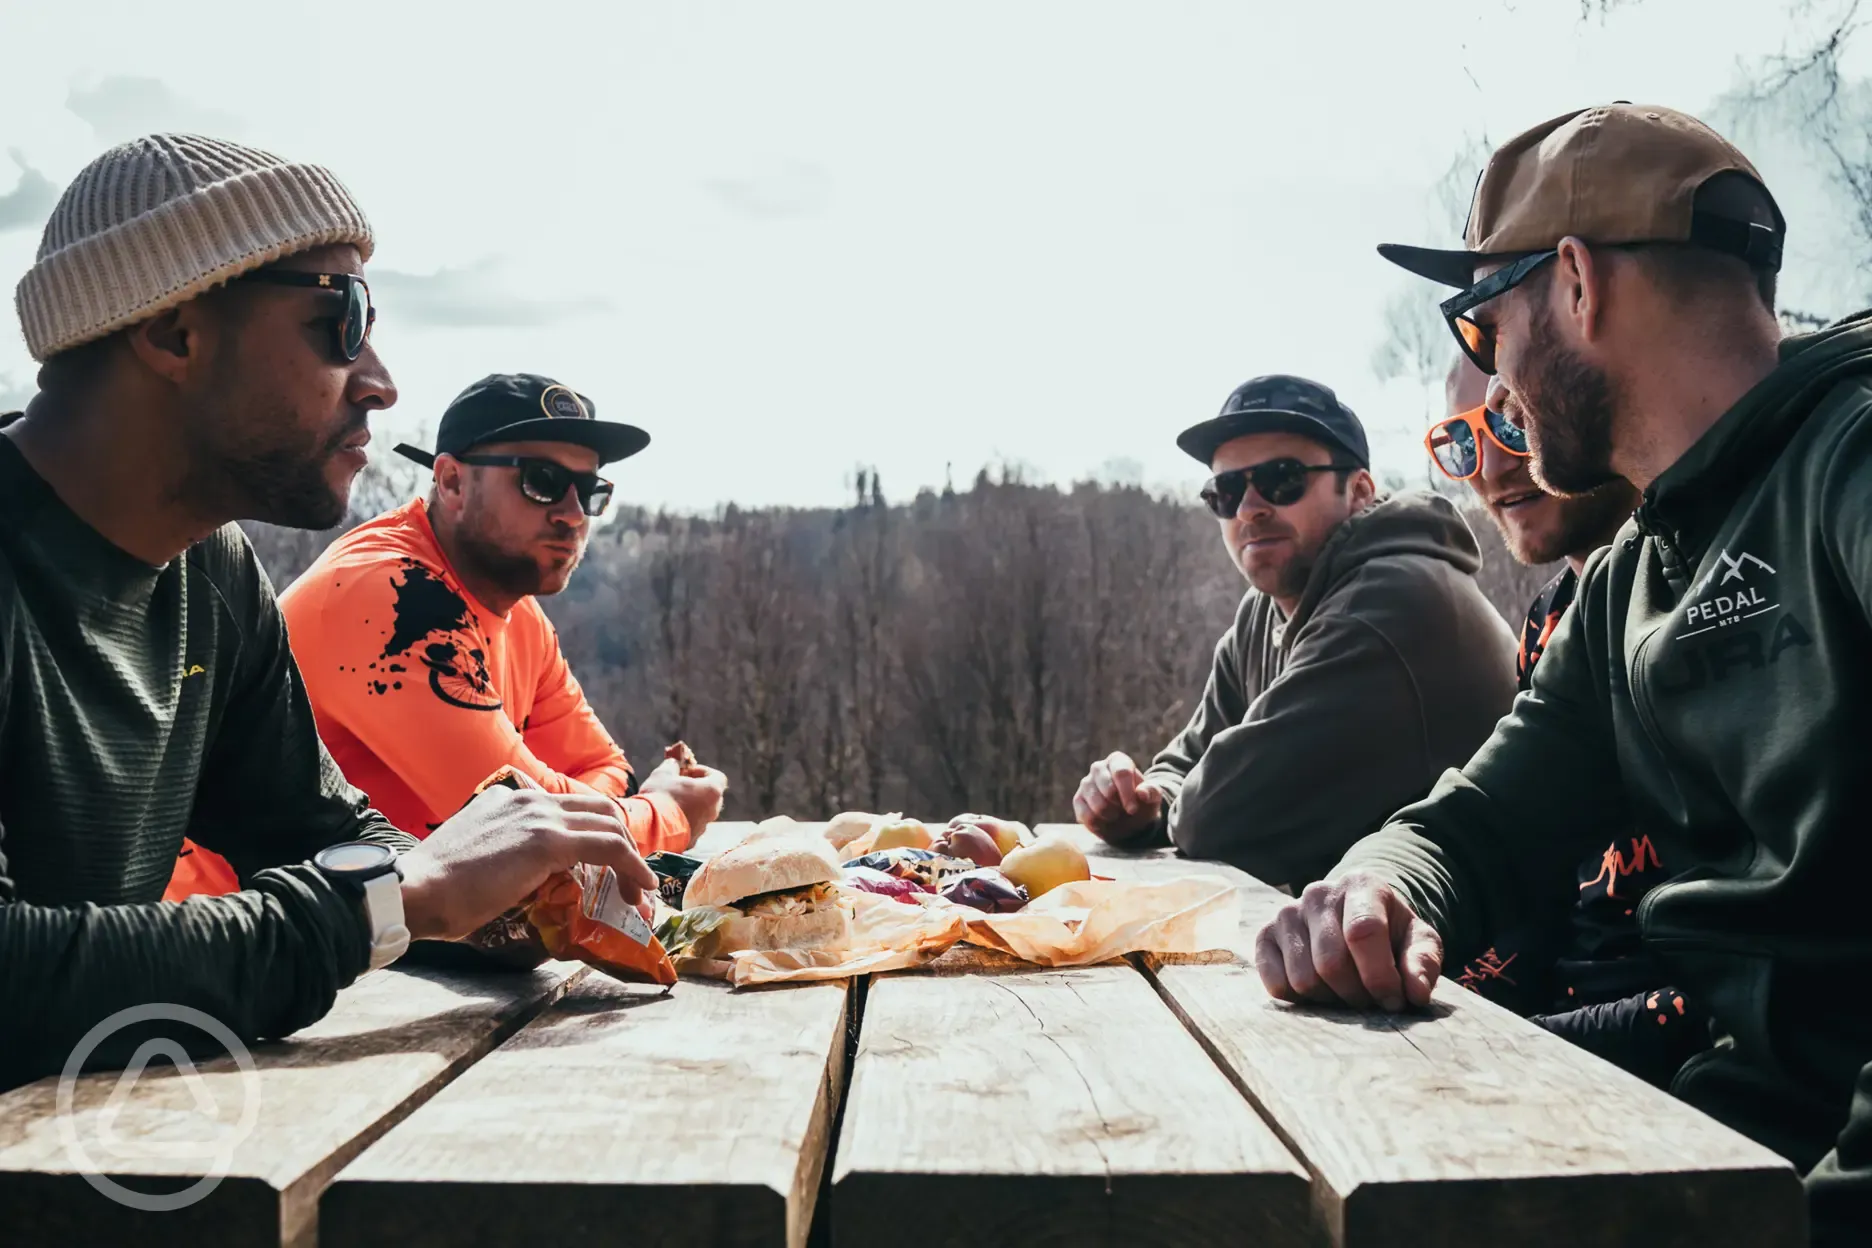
top-left (0, 864), bottom-right (369, 1088)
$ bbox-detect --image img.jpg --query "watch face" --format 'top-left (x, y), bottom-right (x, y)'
top-left (316, 842), bottom-right (396, 875)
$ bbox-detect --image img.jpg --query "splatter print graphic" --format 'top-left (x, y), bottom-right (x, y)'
top-left (371, 560), bottom-right (502, 712)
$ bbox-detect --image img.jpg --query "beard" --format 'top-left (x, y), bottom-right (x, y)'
top-left (454, 521), bottom-right (583, 600)
top-left (1272, 547), bottom-right (1318, 605)
top-left (225, 426), bottom-right (359, 530)
top-left (181, 350), bottom-right (364, 531)
top-left (1497, 482), bottom-right (1640, 566)
top-left (1517, 305), bottom-right (1624, 498)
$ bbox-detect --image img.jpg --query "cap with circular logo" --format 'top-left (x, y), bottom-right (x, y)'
top-left (1176, 374), bottom-right (1369, 469)
top-left (1379, 104), bottom-right (1785, 289)
top-left (394, 373), bottom-right (650, 468)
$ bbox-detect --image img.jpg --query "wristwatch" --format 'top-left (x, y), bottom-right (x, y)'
top-left (312, 842), bottom-right (411, 972)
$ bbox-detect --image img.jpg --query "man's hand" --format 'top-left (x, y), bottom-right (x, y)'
top-left (638, 756), bottom-right (728, 836)
top-left (398, 787), bottom-right (657, 941)
top-left (1253, 874), bottom-right (1443, 1013)
top-left (1072, 750), bottom-right (1164, 842)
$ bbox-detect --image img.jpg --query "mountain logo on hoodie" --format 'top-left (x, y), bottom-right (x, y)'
top-left (1693, 549), bottom-right (1776, 597)
top-left (1681, 548), bottom-right (1780, 640)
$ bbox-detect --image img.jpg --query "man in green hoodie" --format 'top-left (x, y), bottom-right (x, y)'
top-left (1253, 104), bottom-right (1871, 1242)
top-left (1073, 375), bottom-right (1518, 887)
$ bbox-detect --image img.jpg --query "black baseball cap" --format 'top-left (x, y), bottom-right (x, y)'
top-left (394, 373), bottom-right (650, 469)
top-left (1175, 375), bottom-right (1369, 469)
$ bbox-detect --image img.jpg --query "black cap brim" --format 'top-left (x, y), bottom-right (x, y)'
top-left (1377, 242), bottom-right (1486, 289)
top-left (1176, 411), bottom-right (1367, 469)
top-left (396, 417), bottom-right (652, 469)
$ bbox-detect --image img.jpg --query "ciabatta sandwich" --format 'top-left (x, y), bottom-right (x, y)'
top-left (676, 837), bottom-right (852, 956)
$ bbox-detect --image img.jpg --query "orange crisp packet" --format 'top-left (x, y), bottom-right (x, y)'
top-left (467, 766), bottom-right (677, 987)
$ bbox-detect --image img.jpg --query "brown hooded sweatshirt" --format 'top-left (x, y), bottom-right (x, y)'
top-left (1129, 490), bottom-right (1517, 887)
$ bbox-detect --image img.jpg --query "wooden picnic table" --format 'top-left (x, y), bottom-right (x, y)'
top-left (0, 821), bottom-right (1806, 1247)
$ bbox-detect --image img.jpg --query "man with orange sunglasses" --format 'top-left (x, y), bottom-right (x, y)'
top-left (1433, 358), bottom-right (1703, 1087)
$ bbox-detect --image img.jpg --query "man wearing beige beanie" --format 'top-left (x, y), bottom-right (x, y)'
top-left (0, 134), bottom-right (657, 1090)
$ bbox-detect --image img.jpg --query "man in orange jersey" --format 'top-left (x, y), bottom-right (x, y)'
top-left (169, 374), bottom-right (723, 897)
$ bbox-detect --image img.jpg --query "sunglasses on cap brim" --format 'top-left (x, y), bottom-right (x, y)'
top-left (1425, 405), bottom-right (1530, 481)
top-left (453, 454), bottom-right (615, 517)
top-left (237, 269), bottom-right (375, 362)
top-left (1200, 457), bottom-right (1349, 518)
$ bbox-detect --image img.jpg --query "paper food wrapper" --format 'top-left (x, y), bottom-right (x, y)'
top-left (952, 875), bottom-right (1240, 967)
top-left (678, 889), bottom-right (968, 987)
top-left (680, 875), bottom-right (1236, 986)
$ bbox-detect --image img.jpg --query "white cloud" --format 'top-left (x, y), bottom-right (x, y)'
top-left (370, 258), bottom-right (610, 329)
top-left (65, 76), bottom-right (241, 146)
top-left (0, 151), bottom-right (57, 234)
top-left (702, 160), bottom-right (834, 221)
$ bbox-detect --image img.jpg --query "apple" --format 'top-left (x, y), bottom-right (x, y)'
top-left (1000, 837), bottom-right (1090, 900)
top-left (932, 824), bottom-right (1002, 867)
top-left (871, 818), bottom-right (933, 852)
top-left (951, 813), bottom-right (1029, 858)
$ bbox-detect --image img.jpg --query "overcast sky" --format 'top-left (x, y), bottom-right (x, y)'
top-left (0, 0), bottom-right (1865, 510)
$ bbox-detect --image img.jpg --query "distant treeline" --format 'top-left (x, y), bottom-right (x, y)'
top-left (247, 463), bottom-right (1551, 824)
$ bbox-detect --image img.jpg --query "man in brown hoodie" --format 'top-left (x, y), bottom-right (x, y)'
top-left (1074, 375), bottom-right (1517, 887)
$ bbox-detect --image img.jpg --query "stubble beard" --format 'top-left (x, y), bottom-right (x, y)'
top-left (1237, 541), bottom-right (1318, 609)
top-left (454, 521), bottom-right (584, 601)
top-left (184, 353), bottom-right (359, 531)
top-left (1518, 307), bottom-right (1625, 499)
top-left (1499, 483), bottom-right (1640, 567)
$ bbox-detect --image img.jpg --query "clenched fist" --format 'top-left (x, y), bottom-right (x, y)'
top-left (1072, 750), bottom-right (1164, 842)
top-left (638, 756), bottom-right (728, 838)
top-left (1254, 874), bottom-right (1443, 1013)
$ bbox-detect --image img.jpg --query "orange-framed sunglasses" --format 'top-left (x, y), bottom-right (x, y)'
top-left (1425, 405), bottom-right (1530, 481)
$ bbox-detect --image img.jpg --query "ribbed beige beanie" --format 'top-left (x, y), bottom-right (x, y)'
top-left (14, 133), bottom-right (374, 361)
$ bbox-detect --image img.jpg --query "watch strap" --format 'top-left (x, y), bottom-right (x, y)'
top-left (361, 870), bottom-right (412, 971)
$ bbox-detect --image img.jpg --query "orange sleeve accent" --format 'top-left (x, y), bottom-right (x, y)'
top-left (163, 836), bottom-right (240, 900)
top-left (620, 791), bottom-right (692, 856)
top-left (516, 606), bottom-right (637, 800)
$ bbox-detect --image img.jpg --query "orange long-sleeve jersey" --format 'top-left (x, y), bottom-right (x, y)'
top-left (164, 499), bottom-right (686, 900)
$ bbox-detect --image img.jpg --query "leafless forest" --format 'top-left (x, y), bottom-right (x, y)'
top-left (248, 462), bottom-right (1551, 824)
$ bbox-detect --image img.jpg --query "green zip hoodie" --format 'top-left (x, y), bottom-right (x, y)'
top-left (1335, 311), bottom-right (1872, 1244)
top-left (1132, 490), bottom-right (1518, 886)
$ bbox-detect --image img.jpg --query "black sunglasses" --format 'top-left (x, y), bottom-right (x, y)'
top-left (237, 269), bottom-right (375, 361)
top-left (1439, 249), bottom-right (1557, 375)
top-left (1200, 457), bottom-right (1347, 518)
top-left (454, 454), bottom-right (614, 517)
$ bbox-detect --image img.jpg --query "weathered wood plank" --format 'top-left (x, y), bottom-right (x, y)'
top-left (1037, 822), bottom-right (1807, 1244)
top-left (833, 947), bottom-right (1312, 1247)
top-left (1116, 865), bottom-right (1801, 1245)
top-left (0, 960), bottom-right (585, 1248)
top-left (321, 973), bottom-right (850, 1248)
top-left (1152, 951), bottom-right (1806, 1246)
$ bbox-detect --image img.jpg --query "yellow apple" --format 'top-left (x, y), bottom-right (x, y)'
top-left (1000, 837), bottom-right (1090, 900)
top-left (872, 818), bottom-right (933, 852)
